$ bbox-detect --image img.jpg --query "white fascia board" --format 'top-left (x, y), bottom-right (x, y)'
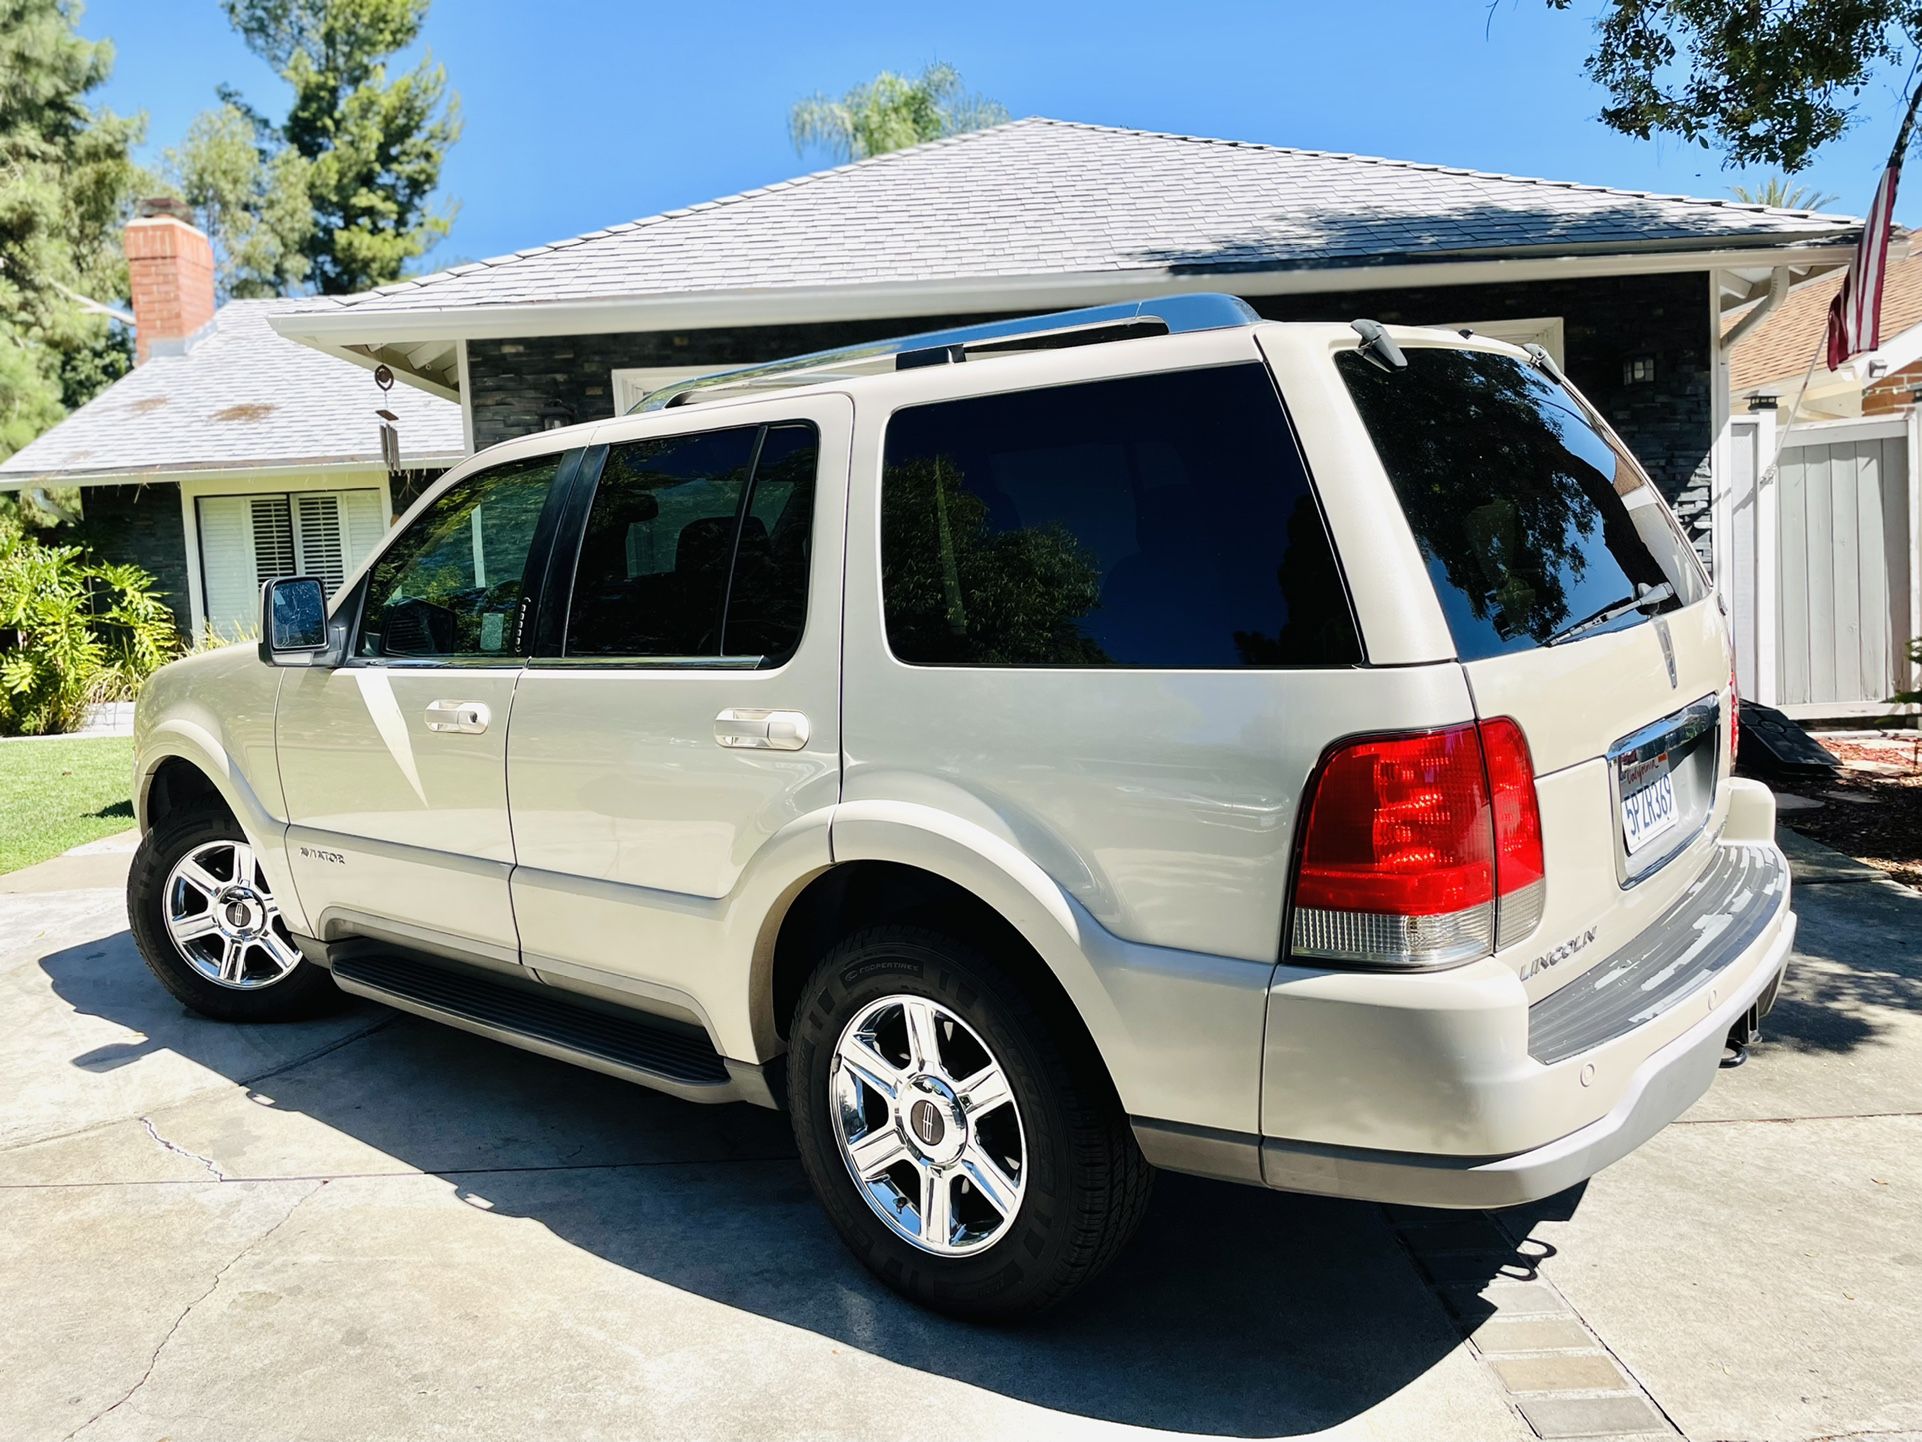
top-left (1844, 318), bottom-right (1922, 382)
top-left (270, 241), bottom-right (1861, 351)
top-left (0, 454), bottom-right (464, 491)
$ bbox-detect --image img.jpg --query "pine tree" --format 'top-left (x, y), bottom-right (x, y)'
top-left (0, 0), bottom-right (143, 460)
top-left (200, 0), bottom-right (461, 296)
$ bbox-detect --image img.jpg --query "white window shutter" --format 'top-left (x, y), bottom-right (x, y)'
top-left (251, 496), bottom-right (295, 581)
top-left (196, 495), bottom-right (279, 640)
top-left (341, 489), bottom-right (387, 573)
top-left (295, 493), bottom-right (347, 594)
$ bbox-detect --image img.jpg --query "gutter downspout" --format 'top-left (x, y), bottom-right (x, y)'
top-left (1719, 267), bottom-right (1792, 358)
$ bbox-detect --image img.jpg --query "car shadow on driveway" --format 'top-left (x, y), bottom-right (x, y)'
top-left (32, 927), bottom-right (1531, 1438)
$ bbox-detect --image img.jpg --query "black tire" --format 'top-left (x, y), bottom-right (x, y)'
top-left (127, 804), bottom-right (347, 1023)
top-left (787, 924), bottom-right (1153, 1320)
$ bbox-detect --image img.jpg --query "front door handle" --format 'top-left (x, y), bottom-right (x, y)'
top-left (424, 699), bottom-right (490, 734)
top-left (714, 708), bottom-right (810, 751)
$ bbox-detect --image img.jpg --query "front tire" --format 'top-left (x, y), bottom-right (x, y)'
top-left (787, 924), bottom-right (1153, 1319)
top-left (127, 805), bottom-right (345, 1022)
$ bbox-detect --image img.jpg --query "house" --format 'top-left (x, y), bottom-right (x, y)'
top-left (1730, 245), bottom-right (1922, 420)
top-left (271, 117), bottom-right (1862, 589)
top-left (0, 200), bottom-right (463, 638)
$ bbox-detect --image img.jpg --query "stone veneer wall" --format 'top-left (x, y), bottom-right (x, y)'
top-left (73, 484), bottom-right (192, 631)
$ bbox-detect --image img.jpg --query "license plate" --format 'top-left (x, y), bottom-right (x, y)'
top-left (1620, 764), bottom-right (1678, 855)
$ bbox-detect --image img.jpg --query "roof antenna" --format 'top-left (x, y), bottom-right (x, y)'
top-left (1350, 318), bottom-right (1407, 373)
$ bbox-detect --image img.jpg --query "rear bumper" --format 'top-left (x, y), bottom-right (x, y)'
top-left (1134, 780), bottom-right (1797, 1205)
top-left (1255, 906), bottom-right (1794, 1207)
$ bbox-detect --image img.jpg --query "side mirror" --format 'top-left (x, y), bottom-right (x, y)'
top-left (258, 577), bottom-right (336, 667)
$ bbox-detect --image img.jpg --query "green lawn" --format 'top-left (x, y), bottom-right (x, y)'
top-left (0, 736), bottom-right (136, 875)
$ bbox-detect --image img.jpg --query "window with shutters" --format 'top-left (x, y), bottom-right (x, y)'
top-left (195, 487), bottom-right (388, 640)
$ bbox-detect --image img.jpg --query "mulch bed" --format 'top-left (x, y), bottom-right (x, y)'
top-left (1771, 732), bottom-right (1922, 892)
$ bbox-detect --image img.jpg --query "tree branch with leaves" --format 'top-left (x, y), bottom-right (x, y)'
top-left (1548, 0), bottom-right (1922, 172)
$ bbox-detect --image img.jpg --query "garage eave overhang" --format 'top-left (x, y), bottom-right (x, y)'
top-left (270, 235), bottom-right (1861, 395)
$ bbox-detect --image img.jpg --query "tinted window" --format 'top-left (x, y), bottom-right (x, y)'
top-left (880, 364), bottom-right (1358, 668)
top-left (564, 422), bottom-right (818, 663)
top-left (356, 454), bottom-right (562, 660)
top-left (1335, 348), bottom-right (1705, 660)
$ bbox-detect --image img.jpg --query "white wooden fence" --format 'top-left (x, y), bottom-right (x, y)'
top-left (1721, 411), bottom-right (1922, 718)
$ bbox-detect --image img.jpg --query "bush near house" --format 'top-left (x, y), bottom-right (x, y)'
top-left (0, 522), bottom-right (177, 737)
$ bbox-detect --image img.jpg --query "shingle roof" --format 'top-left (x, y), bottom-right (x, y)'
top-left (1727, 247), bottom-right (1922, 394)
top-left (0, 298), bottom-right (464, 483)
top-left (319, 117), bottom-right (1859, 318)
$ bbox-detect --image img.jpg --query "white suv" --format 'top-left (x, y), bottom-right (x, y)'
top-left (127, 295), bottom-right (1796, 1318)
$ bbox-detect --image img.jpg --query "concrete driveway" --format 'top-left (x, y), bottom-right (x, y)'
top-left (1, 829), bottom-right (1916, 1442)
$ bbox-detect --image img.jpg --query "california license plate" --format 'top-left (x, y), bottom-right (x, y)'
top-left (1620, 762), bottom-right (1678, 855)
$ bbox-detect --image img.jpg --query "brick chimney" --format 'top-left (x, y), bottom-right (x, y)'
top-left (124, 197), bottom-right (216, 365)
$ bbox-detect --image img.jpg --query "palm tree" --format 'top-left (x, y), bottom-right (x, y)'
top-left (1728, 176), bottom-right (1840, 211)
top-left (790, 63), bottom-right (1009, 163)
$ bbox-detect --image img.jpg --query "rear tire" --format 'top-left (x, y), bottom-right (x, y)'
top-left (127, 805), bottom-right (346, 1023)
top-left (787, 924), bottom-right (1153, 1319)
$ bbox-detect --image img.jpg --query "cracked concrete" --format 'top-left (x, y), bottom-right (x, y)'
top-left (0, 829), bottom-right (1917, 1440)
top-left (139, 1116), bottom-right (228, 1181)
top-left (61, 1181), bottom-right (322, 1440)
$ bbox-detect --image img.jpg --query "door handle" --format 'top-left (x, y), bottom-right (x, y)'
top-left (714, 708), bottom-right (810, 751)
top-left (424, 699), bottom-right (491, 734)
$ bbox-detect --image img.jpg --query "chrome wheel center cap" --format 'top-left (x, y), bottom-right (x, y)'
top-left (216, 887), bottom-right (265, 938)
top-left (903, 1075), bottom-right (967, 1166)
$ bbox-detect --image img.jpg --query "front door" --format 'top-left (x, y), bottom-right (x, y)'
top-left (505, 396), bottom-right (849, 1013)
top-left (277, 448), bottom-right (571, 964)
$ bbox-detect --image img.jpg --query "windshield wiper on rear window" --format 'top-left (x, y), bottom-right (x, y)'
top-left (1544, 581), bottom-right (1676, 647)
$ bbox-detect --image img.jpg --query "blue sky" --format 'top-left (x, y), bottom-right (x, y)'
top-left (82, 0), bottom-right (1922, 274)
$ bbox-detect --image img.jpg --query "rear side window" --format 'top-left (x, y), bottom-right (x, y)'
top-left (879, 364), bottom-right (1359, 667)
top-left (1335, 347), bottom-right (1704, 660)
top-left (563, 422), bottom-right (817, 664)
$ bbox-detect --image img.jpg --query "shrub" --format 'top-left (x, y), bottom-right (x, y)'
top-left (0, 529), bottom-right (178, 735)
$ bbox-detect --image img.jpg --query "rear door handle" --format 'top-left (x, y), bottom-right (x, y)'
top-left (714, 708), bottom-right (810, 751)
top-left (424, 699), bottom-right (491, 734)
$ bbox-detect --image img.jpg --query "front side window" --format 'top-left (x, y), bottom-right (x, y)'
top-left (1335, 347), bottom-right (1705, 660)
top-left (563, 421), bottom-right (818, 663)
top-left (879, 364), bottom-right (1359, 668)
top-left (355, 454), bottom-right (563, 660)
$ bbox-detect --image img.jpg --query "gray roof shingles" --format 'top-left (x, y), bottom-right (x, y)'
top-left (319, 118), bottom-right (1859, 318)
top-left (0, 298), bottom-right (463, 483)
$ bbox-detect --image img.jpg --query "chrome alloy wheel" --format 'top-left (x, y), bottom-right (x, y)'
top-left (162, 839), bottom-right (301, 990)
top-left (830, 993), bottom-right (1027, 1256)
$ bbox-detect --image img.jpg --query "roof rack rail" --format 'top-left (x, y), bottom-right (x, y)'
top-left (633, 292), bottom-right (1261, 412)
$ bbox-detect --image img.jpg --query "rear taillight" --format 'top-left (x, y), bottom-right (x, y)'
top-left (1290, 719), bottom-right (1545, 969)
top-left (1481, 717), bottom-right (1547, 947)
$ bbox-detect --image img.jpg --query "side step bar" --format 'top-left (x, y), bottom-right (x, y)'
top-left (329, 951), bottom-right (762, 1105)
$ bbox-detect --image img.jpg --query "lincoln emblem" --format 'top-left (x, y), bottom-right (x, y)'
top-left (910, 1099), bottom-right (945, 1147)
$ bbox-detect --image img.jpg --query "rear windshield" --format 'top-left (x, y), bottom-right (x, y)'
top-left (1335, 347), bottom-right (1704, 660)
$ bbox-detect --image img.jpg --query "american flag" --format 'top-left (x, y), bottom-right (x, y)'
top-left (1827, 99), bottom-right (1921, 369)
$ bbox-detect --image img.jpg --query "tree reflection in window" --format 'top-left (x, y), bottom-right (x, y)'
top-left (1336, 348), bottom-right (1692, 659)
top-left (882, 456), bottom-right (1109, 666)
